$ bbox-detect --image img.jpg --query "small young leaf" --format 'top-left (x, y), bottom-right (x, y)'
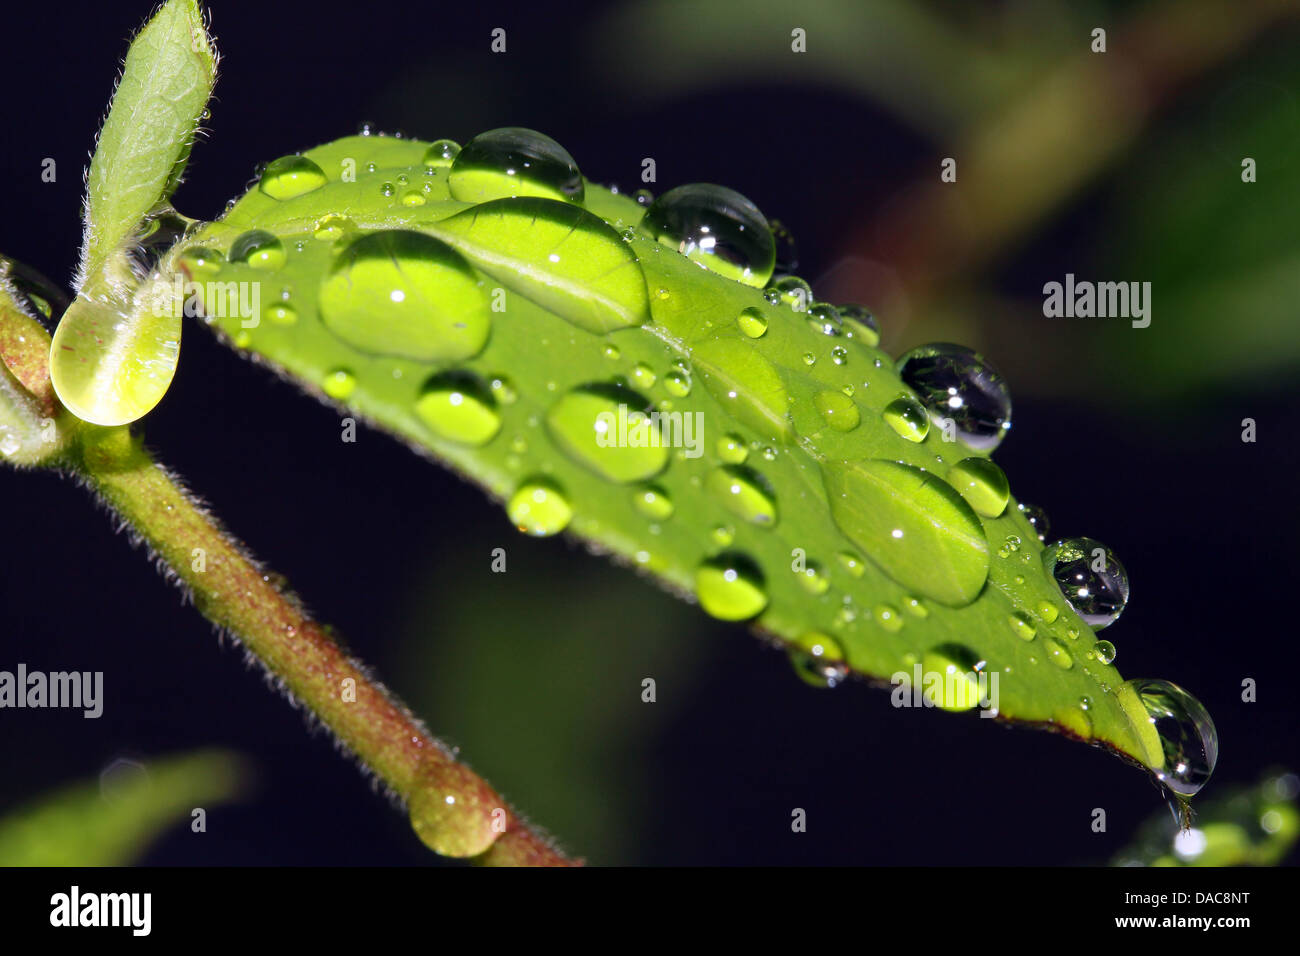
top-left (77, 0), bottom-right (215, 296)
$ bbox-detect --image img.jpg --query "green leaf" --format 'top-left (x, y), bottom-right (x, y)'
top-left (0, 750), bottom-right (246, 866)
top-left (78, 0), bottom-right (215, 297)
top-left (166, 131), bottom-right (1204, 784)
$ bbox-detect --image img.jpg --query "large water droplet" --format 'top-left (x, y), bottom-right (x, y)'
top-left (49, 292), bottom-right (180, 427)
top-left (641, 184), bottom-right (775, 287)
top-left (813, 390), bottom-right (860, 432)
top-left (1125, 679), bottom-right (1218, 796)
top-left (508, 479), bottom-right (572, 536)
top-left (319, 230), bottom-right (490, 361)
top-left (259, 154), bottom-right (328, 200)
top-left (1043, 537), bottom-right (1130, 629)
top-left (546, 384), bottom-right (668, 483)
top-left (897, 343), bottom-right (1012, 451)
top-left (706, 465), bottom-right (778, 527)
top-left (415, 371), bottom-right (501, 446)
top-left (691, 333), bottom-right (791, 441)
top-left (823, 459), bottom-right (989, 606)
top-left (447, 127), bottom-right (583, 203)
top-left (696, 553), bottom-right (768, 621)
top-left (430, 197), bottom-right (648, 334)
top-left (948, 457), bottom-right (1009, 517)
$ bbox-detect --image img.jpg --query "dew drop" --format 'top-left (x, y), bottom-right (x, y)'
top-left (883, 395), bottom-right (930, 442)
top-left (414, 371), bottom-right (501, 446)
top-left (177, 246), bottom-right (224, 278)
top-left (322, 368), bottom-right (356, 400)
top-left (1018, 501), bottom-right (1050, 542)
top-left (896, 343), bottom-right (1012, 451)
top-left (642, 183), bottom-right (776, 287)
top-left (807, 304), bottom-right (842, 337)
top-left (795, 561), bottom-right (830, 595)
top-left (632, 485), bottom-right (674, 520)
top-left (489, 375), bottom-right (517, 404)
top-left (258, 154), bottom-right (328, 200)
top-left (716, 433), bottom-right (749, 464)
top-left (630, 362), bottom-right (656, 389)
top-left (448, 127), bottom-right (583, 203)
top-left (706, 465), bottom-right (778, 527)
top-left (422, 138), bottom-right (461, 168)
top-left (696, 553), bottom-right (768, 620)
top-left (770, 276), bottom-right (811, 312)
top-left (948, 457), bottom-right (1009, 517)
top-left (508, 479), bottom-right (572, 536)
top-left (874, 604), bottom-right (903, 632)
top-left (229, 230), bottom-right (286, 270)
top-left (1009, 611), bottom-right (1036, 641)
top-left (1093, 639), bottom-right (1117, 664)
top-left (546, 384), bottom-right (668, 483)
top-left (813, 390), bottom-right (860, 432)
top-left (319, 230), bottom-right (490, 361)
top-left (663, 369), bottom-right (692, 397)
top-left (1043, 638), bottom-right (1073, 669)
top-left (790, 631), bottom-right (848, 688)
top-left (737, 306), bottom-right (768, 338)
top-left (839, 303), bottom-right (880, 347)
top-left (1124, 679), bottom-right (1218, 796)
top-left (920, 644), bottom-right (984, 711)
top-left (837, 551), bottom-right (865, 577)
top-left (408, 758), bottom-right (501, 858)
top-left (710, 525), bottom-right (735, 547)
top-left (1043, 537), bottom-right (1130, 629)
top-left (823, 459), bottom-right (989, 606)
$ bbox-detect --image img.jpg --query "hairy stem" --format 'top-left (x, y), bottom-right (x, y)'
top-left (64, 425), bottom-right (572, 865)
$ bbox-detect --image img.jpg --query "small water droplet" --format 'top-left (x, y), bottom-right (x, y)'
top-left (710, 525), bottom-right (735, 547)
top-left (258, 154), bottom-right (328, 200)
top-left (790, 631), bottom-right (848, 688)
top-left (313, 214), bottom-right (353, 242)
top-left (770, 276), bottom-right (811, 312)
top-left (1093, 639), bottom-right (1116, 665)
top-left (807, 303), bottom-right (841, 336)
top-left (489, 375), bottom-right (517, 404)
top-left (706, 465), bottom-right (778, 527)
top-left (663, 369), bottom-right (692, 397)
top-left (838, 303), bottom-right (880, 347)
top-left (508, 479), bottom-right (572, 536)
top-left (632, 485), bottom-right (674, 520)
top-left (422, 138), bottom-right (461, 167)
top-left (882, 395), bottom-right (930, 442)
top-left (795, 561), bottom-right (830, 595)
top-left (813, 390), bottom-right (860, 432)
top-left (1043, 638), bottom-right (1073, 669)
top-left (696, 553), bottom-right (768, 620)
top-left (1009, 611), bottom-right (1036, 641)
top-left (716, 433), bottom-right (749, 464)
top-left (229, 230), bottom-right (286, 270)
top-left (1018, 501), bottom-right (1050, 542)
top-left (874, 604), bottom-right (903, 632)
top-left (737, 306), bottom-right (768, 338)
top-left (837, 551), bottom-right (865, 577)
top-left (414, 371), bottom-right (501, 446)
top-left (322, 369), bottom-right (356, 400)
top-left (920, 644), bottom-right (985, 711)
top-left (948, 457), bottom-right (1009, 518)
top-left (630, 362), bottom-right (656, 388)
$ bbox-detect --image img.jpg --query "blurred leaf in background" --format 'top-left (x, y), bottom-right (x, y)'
top-left (0, 750), bottom-right (246, 866)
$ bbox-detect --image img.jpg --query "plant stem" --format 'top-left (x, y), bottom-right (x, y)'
top-left (71, 424), bottom-right (575, 866)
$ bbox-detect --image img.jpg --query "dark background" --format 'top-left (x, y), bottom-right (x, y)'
top-left (0, 0), bottom-right (1297, 865)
